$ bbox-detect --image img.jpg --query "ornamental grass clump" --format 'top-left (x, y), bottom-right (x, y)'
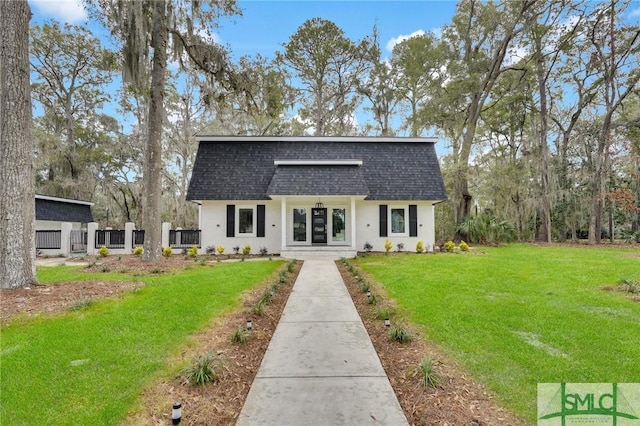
top-left (384, 239), bottom-right (393, 254)
top-left (444, 240), bottom-right (455, 253)
top-left (414, 356), bottom-right (441, 389)
top-left (98, 245), bottom-right (109, 257)
top-left (162, 246), bottom-right (172, 257)
top-left (132, 246), bottom-right (143, 256)
top-left (389, 324), bottom-right (413, 343)
top-left (187, 245), bottom-right (199, 258)
top-left (459, 241), bottom-right (470, 252)
top-left (183, 352), bottom-right (225, 391)
top-left (416, 240), bottom-right (424, 253)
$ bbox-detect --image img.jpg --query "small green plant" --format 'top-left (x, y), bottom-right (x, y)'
top-left (384, 239), bottom-right (393, 254)
top-left (232, 246), bottom-right (240, 254)
top-left (367, 293), bottom-right (380, 305)
top-left (198, 258), bottom-right (207, 266)
top-left (205, 245), bottom-right (216, 255)
top-left (132, 246), bottom-right (143, 256)
top-left (69, 298), bottom-right (92, 312)
top-left (459, 240), bottom-right (470, 252)
top-left (253, 299), bottom-right (265, 316)
top-left (444, 240), bottom-right (455, 253)
top-left (98, 245), bottom-right (109, 257)
top-left (389, 324), bottom-right (413, 343)
top-left (279, 270), bottom-right (287, 284)
top-left (260, 288), bottom-right (273, 305)
top-left (259, 246), bottom-right (268, 256)
top-left (363, 242), bottom-right (373, 253)
top-left (287, 260), bottom-right (296, 273)
top-left (370, 306), bottom-right (397, 321)
top-left (187, 245), bottom-right (199, 258)
top-left (414, 356), bottom-right (441, 389)
top-left (396, 242), bottom-right (404, 252)
top-left (230, 327), bottom-right (248, 345)
top-left (101, 265), bottom-right (111, 273)
top-left (216, 245), bottom-right (225, 255)
top-left (358, 281), bottom-right (370, 293)
top-left (242, 245), bottom-right (251, 256)
top-left (182, 352), bottom-right (225, 390)
top-left (416, 240), bottom-right (424, 253)
top-left (162, 246), bottom-right (172, 257)
top-left (619, 278), bottom-right (640, 294)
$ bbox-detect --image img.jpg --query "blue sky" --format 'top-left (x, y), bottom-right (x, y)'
top-left (29, 0), bottom-right (458, 60)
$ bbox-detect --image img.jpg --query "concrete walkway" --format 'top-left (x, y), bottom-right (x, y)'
top-left (237, 260), bottom-right (409, 426)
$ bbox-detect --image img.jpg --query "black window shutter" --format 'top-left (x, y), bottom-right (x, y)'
top-left (257, 205), bottom-right (266, 237)
top-left (226, 205), bottom-right (235, 238)
top-left (409, 204), bottom-right (418, 237)
top-left (379, 204), bottom-right (388, 237)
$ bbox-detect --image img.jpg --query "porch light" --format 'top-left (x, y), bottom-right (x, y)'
top-left (384, 318), bottom-right (391, 327)
top-left (315, 201), bottom-right (324, 209)
top-left (172, 402), bottom-right (182, 425)
top-left (246, 319), bottom-right (253, 331)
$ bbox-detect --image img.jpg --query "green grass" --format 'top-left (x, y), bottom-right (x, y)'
top-left (1, 261), bottom-right (282, 425)
top-left (355, 244), bottom-right (640, 424)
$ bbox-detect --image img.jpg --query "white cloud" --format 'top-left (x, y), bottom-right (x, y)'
top-left (386, 29), bottom-right (426, 53)
top-left (30, 0), bottom-right (87, 24)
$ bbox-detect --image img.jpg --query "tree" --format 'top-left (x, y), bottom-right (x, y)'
top-left (585, 0), bottom-right (640, 243)
top-left (30, 22), bottom-right (117, 201)
top-left (278, 18), bottom-right (374, 135)
top-left (427, 0), bottom-right (536, 231)
top-left (0, 0), bottom-right (36, 288)
top-left (90, 0), bottom-right (239, 260)
top-left (391, 32), bottom-right (440, 137)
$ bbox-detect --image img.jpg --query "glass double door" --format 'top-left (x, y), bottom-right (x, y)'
top-left (292, 206), bottom-right (346, 245)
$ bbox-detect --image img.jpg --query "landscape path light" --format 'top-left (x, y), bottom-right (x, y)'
top-left (172, 401), bottom-right (182, 425)
top-left (246, 319), bottom-right (253, 331)
top-left (384, 318), bottom-right (391, 327)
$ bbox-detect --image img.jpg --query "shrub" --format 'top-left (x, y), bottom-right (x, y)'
top-left (396, 242), bottom-right (404, 252)
top-left (444, 240), bottom-right (455, 253)
top-left (69, 298), bottom-right (92, 312)
top-left (132, 246), bottom-right (143, 256)
top-left (253, 299), bottom-right (265, 316)
top-left (182, 352), bottom-right (224, 390)
top-left (259, 246), bottom-right (268, 256)
top-left (416, 240), bottom-right (424, 253)
top-left (389, 324), bottom-right (413, 343)
top-left (232, 246), bottom-right (240, 254)
top-left (287, 260), bottom-right (296, 273)
top-left (205, 245), bottom-right (216, 255)
top-left (187, 245), bottom-right (199, 258)
top-left (216, 245), bottom-right (225, 255)
top-left (162, 246), bottom-right (172, 257)
top-left (384, 239), bottom-right (393, 254)
top-left (370, 306), bottom-right (397, 321)
top-left (457, 213), bottom-right (516, 244)
top-left (279, 270), bottom-right (287, 284)
top-left (459, 241), bottom-right (469, 252)
top-left (242, 245), bottom-right (251, 256)
top-left (98, 245), bottom-right (109, 257)
top-left (363, 242), bottom-right (373, 253)
top-left (414, 357), bottom-right (441, 389)
top-left (366, 293), bottom-right (380, 305)
top-left (358, 281), bottom-right (370, 293)
top-left (230, 327), bottom-right (248, 345)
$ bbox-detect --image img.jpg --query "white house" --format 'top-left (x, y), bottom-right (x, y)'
top-left (186, 136), bottom-right (447, 258)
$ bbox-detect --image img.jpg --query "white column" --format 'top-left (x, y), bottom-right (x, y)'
top-left (351, 197), bottom-right (357, 251)
top-left (162, 222), bottom-right (171, 249)
top-left (60, 222), bottom-right (72, 256)
top-left (87, 222), bottom-right (98, 255)
top-left (124, 222), bottom-right (135, 252)
top-left (280, 197), bottom-right (287, 253)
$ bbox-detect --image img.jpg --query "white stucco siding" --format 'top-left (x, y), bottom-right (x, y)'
top-left (199, 201), bottom-right (281, 255)
top-left (355, 201), bottom-right (436, 253)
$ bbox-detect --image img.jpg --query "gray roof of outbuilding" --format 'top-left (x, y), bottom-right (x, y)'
top-left (186, 137), bottom-right (447, 201)
top-left (35, 195), bottom-right (94, 223)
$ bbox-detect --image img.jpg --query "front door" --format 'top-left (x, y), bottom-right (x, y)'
top-left (311, 208), bottom-right (327, 244)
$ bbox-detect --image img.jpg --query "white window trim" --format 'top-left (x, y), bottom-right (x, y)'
top-left (237, 206), bottom-right (256, 237)
top-left (389, 205), bottom-right (409, 237)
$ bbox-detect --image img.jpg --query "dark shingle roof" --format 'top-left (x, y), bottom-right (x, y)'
top-left (267, 165), bottom-right (369, 196)
top-left (35, 196), bottom-right (93, 223)
top-left (187, 137), bottom-right (447, 201)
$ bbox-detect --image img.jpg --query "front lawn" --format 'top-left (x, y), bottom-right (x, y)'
top-left (354, 244), bottom-right (640, 424)
top-left (0, 261), bottom-right (282, 425)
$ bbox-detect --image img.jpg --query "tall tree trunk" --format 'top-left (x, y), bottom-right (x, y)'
top-left (142, 0), bottom-right (167, 261)
top-left (0, 0), bottom-right (37, 288)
